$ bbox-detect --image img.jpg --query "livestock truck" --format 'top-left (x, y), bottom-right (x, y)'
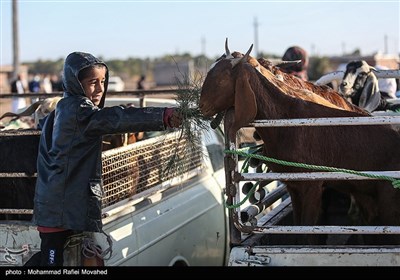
top-left (0, 97), bottom-right (229, 267)
top-left (222, 109), bottom-right (400, 266)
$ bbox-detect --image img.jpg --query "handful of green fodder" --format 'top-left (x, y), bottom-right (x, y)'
top-left (162, 71), bottom-right (219, 178)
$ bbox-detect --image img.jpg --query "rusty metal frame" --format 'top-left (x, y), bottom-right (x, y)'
top-left (223, 109), bottom-right (400, 240)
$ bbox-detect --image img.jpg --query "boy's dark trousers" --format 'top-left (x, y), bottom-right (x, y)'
top-left (39, 230), bottom-right (73, 266)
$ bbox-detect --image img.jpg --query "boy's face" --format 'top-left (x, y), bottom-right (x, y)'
top-left (80, 67), bottom-right (107, 106)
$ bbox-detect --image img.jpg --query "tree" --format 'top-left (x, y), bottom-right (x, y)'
top-left (308, 56), bottom-right (333, 81)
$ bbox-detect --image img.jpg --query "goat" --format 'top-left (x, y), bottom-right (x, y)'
top-left (101, 104), bottom-right (145, 151)
top-left (34, 97), bottom-right (62, 128)
top-left (315, 60), bottom-right (400, 113)
top-left (199, 39), bottom-right (400, 245)
top-left (0, 97), bottom-right (61, 130)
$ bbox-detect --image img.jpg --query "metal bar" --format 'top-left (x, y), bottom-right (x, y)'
top-left (250, 246), bottom-right (400, 253)
top-left (0, 209), bottom-right (33, 214)
top-left (240, 184), bottom-right (287, 223)
top-left (0, 173), bottom-right (37, 178)
top-left (252, 225), bottom-right (400, 235)
top-left (0, 130), bottom-right (41, 137)
top-left (224, 109), bottom-right (242, 245)
top-left (251, 116), bottom-right (400, 127)
top-left (239, 171), bottom-right (400, 181)
top-left (0, 89), bottom-right (180, 99)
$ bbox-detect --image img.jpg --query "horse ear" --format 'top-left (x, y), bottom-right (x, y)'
top-left (231, 70), bottom-right (257, 140)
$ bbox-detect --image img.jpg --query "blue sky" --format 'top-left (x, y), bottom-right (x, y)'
top-left (0, 0), bottom-right (399, 65)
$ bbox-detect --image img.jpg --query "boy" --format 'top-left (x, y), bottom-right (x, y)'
top-left (33, 51), bottom-right (182, 266)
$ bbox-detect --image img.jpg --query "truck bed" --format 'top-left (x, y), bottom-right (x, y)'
top-left (223, 110), bottom-right (400, 266)
top-left (0, 129), bottom-right (228, 266)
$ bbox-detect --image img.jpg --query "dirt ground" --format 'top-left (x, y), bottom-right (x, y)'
top-left (0, 99), bottom-right (12, 116)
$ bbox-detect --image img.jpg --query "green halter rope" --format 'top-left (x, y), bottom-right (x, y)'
top-left (223, 148), bottom-right (400, 209)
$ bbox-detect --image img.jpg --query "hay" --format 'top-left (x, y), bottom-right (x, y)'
top-left (161, 67), bottom-right (218, 179)
top-left (175, 69), bottom-right (212, 143)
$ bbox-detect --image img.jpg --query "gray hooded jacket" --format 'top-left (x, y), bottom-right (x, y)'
top-left (33, 52), bottom-right (167, 232)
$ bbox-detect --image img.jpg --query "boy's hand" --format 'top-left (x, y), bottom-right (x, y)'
top-left (164, 108), bottom-right (183, 128)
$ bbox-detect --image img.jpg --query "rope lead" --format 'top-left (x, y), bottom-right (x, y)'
top-left (224, 149), bottom-right (400, 190)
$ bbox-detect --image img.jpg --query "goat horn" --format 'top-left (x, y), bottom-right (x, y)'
top-left (372, 69), bottom-right (400, 79)
top-left (225, 38), bottom-right (231, 56)
top-left (243, 44), bottom-right (254, 60)
top-left (314, 71), bottom-right (344, 85)
top-left (231, 44), bottom-right (254, 68)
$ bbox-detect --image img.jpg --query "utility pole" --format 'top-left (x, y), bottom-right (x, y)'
top-left (253, 17), bottom-right (259, 58)
top-left (384, 34), bottom-right (388, 54)
top-left (201, 36), bottom-right (206, 56)
top-left (12, 0), bottom-right (20, 79)
top-left (310, 44), bottom-right (316, 57)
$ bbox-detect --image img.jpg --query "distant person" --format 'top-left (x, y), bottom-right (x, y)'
top-left (280, 46), bottom-right (309, 81)
top-left (137, 75), bottom-right (147, 90)
top-left (33, 51), bottom-right (183, 266)
top-left (50, 74), bottom-right (63, 91)
top-left (10, 74), bottom-right (27, 113)
top-left (42, 74), bottom-right (53, 93)
top-left (29, 75), bottom-right (41, 93)
top-left (28, 75), bottom-right (41, 104)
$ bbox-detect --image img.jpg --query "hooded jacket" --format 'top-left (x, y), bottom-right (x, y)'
top-left (33, 52), bottom-right (167, 232)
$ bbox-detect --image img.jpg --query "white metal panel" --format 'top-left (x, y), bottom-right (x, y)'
top-left (229, 246), bottom-right (400, 266)
top-left (96, 173), bottom-right (227, 266)
top-left (252, 116), bottom-right (400, 127)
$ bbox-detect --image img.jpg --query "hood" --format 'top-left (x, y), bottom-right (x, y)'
top-left (62, 51), bottom-right (109, 108)
top-left (281, 46), bottom-right (309, 72)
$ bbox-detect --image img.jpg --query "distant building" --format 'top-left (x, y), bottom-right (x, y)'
top-left (153, 60), bottom-right (195, 87)
top-left (0, 65), bottom-right (28, 93)
top-left (329, 52), bottom-right (399, 70)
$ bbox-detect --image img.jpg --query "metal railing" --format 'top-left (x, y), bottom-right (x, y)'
top-left (223, 109), bottom-right (400, 241)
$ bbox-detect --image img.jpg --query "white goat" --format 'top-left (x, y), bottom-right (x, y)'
top-left (315, 60), bottom-right (400, 112)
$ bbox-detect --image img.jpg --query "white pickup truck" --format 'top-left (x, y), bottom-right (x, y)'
top-left (0, 97), bottom-right (229, 267)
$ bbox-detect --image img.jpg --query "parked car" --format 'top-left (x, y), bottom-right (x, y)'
top-left (108, 76), bottom-right (125, 91)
